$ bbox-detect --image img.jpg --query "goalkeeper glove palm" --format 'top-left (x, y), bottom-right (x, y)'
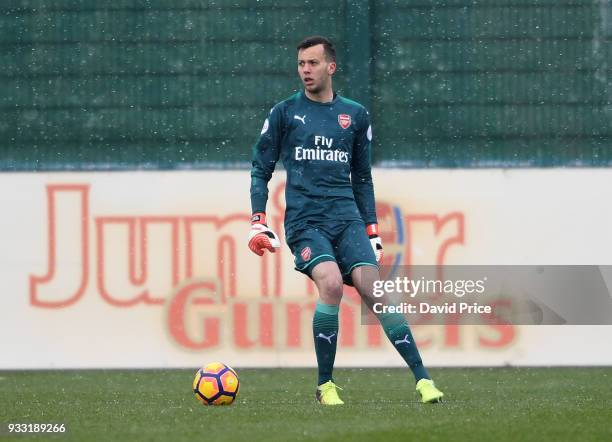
top-left (248, 212), bottom-right (280, 256)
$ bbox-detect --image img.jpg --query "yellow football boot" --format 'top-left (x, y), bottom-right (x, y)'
top-left (416, 378), bottom-right (444, 403)
top-left (316, 380), bottom-right (345, 405)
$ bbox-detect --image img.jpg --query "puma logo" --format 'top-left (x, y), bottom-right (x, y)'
top-left (394, 334), bottom-right (411, 346)
top-left (294, 114), bottom-right (306, 125)
top-left (317, 332), bottom-right (336, 344)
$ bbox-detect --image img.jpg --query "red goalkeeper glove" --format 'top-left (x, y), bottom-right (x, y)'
top-left (248, 212), bottom-right (280, 256)
top-left (367, 223), bottom-right (384, 263)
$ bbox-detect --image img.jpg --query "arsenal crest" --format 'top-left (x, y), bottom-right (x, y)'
top-left (300, 246), bottom-right (312, 261)
top-left (338, 114), bottom-right (351, 129)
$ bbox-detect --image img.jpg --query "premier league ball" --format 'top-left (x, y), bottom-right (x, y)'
top-left (193, 362), bottom-right (240, 405)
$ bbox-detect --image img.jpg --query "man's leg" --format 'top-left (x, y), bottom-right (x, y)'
top-left (352, 265), bottom-right (444, 403)
top-left (288, 226), bottom-right (345, 405)
top-left (310, 261), bottom-right (344, 404)
top-left (352, 265), bottom-right (429, 381)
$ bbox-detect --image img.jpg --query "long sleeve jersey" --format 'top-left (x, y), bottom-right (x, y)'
top-left (250, 91), bottom-right (377, 238)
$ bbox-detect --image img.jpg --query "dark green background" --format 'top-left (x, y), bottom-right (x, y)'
top-left (1, 0), bottom-right (611, 170)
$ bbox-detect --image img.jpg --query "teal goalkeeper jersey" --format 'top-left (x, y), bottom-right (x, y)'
top-left (250, 91), bottom-right (377, 237)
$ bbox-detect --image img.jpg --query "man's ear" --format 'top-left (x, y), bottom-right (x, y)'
top-left (328, 61), bottom-right (337, 75)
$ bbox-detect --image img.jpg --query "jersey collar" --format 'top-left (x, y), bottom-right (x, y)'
top-left (301, 90), bottom-right (339, 106)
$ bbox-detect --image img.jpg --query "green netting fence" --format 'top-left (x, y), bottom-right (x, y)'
top-left (1, 0), bottom-right (610, 170)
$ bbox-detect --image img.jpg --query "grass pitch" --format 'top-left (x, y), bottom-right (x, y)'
top-left (1, 367), bottom-right (610, 441)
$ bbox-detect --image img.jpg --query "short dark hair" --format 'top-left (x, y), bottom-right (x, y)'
top-left (296, 36), bottom-right (336, 62)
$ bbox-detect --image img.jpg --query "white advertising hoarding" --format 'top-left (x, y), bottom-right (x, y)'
top-left (1, 169), bottom-right (611, 368)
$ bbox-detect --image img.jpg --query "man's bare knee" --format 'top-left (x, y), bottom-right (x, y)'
top-left (318, 273), bottom-right (343, 302)
top-left (312, 262), bottom-right (343, 304)
top-left (351, 265), bottom-right (380, 305)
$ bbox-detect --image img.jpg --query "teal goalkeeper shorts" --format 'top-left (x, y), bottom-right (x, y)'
top-left (286, 221), bottom-right (378, 286)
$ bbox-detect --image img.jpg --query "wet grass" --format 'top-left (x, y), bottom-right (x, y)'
top-left (1, 367), bottom-right (610, 441)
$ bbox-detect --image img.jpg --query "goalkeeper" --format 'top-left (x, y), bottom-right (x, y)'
top-left (248, 36), bottom-right (444, 405)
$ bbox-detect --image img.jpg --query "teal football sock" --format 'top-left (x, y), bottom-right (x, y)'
top-left (377, 312), bottom-right (430, 382)
top-left (313, 301), bottom-right (340, 385)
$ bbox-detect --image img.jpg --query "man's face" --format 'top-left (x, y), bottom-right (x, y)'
top-left (297, 44), bottom-right (336, 94)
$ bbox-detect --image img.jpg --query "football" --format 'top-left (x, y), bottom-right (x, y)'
top-left (193, 362), bottom-right (240, 405)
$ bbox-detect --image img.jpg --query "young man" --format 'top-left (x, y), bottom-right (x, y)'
top-left (248, 36), bottom-right (443, 405)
